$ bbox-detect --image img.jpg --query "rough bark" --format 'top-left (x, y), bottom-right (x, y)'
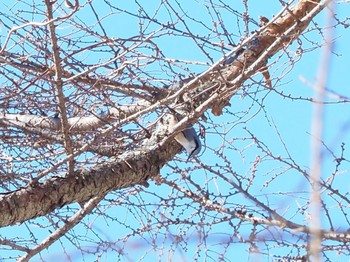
top-left (0, 0), bottom-right (323, 227)
top-left (0, 137), bottom-right (176, 227)
top-left (169, 0), bottom-right (323, 116)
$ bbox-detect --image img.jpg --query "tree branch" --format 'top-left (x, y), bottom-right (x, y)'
top-left (17, 194), bottom-right (106, 262)
top-left (0, 0), bottom-right (326, 228)
top-left (0, 103), bottom-right (150, 132)
top-left (0, 135), bottom-right (176, 227)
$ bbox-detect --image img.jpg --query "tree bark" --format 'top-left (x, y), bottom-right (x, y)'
top-left (0, 0), bottom-right (322, 227)
top-left (0, 138), bottom-right (177, 227)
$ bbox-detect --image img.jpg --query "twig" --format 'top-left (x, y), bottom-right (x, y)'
top-left (17, 194), bottom-right (106, 262)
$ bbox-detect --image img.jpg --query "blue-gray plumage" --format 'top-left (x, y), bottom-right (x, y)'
top-left (168, 114), bottom-right (201, 160)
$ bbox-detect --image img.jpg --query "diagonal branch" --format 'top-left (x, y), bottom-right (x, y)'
top-left (170, 0), bottom-right (323, 116)
top-left (0, 0), bottom-right (326, 228)
top-left (0, 132), bottom-right (176, 227)
top-left (17, 194), bottom-right (106, 262)
top-left (158, 175), bottom-right (350, 243)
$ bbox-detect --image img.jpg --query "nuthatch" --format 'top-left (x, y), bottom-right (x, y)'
top-left (168, 114), bottom-right (201, 160)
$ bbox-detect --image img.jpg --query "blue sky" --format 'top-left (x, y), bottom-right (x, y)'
top-left (1, 0), bottom-right (350, 261)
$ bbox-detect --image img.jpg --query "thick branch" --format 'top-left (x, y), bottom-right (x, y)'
top-left (0, 137), bottom-right (176, 227)
top-left (0, 0), bottom-right (325, 227)
top-left (0, 103), bottom-right (149, 132)
top-left (170, 0), bottom-right (322, 116)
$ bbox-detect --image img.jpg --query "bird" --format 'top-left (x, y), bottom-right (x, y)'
top-left (167, 113), bottom-right (201, 161)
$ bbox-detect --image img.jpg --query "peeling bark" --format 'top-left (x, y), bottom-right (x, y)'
top-left (0, 0), bottom-right (324, 227)
top-left (170, 0), bottom-right (321, 116)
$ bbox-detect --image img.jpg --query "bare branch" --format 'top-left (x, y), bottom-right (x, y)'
top-left (17, 193), bottom-right (105, 262)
